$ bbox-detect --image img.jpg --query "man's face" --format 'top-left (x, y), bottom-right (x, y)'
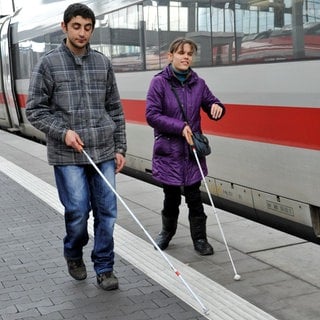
top-left (61, 15), bottom-right (94, 55)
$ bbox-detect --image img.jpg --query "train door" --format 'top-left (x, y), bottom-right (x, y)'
top-left (0, 16), bottom-right (21, 131)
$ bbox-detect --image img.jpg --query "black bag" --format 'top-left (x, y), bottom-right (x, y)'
top-left (192, 132), bottom-right (211, 158)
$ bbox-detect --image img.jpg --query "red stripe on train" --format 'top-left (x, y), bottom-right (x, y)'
top-left (0, 92), bottom-right (5, 104)
top-left (122, 99), bottom-right (320, 150)
top-left (15, 95), bottom-right (320, 150)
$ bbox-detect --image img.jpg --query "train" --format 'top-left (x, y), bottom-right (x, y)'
top-left (1, 0), bottom-right (320, 242)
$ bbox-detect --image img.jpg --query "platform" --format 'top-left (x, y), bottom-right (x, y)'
top-left (1, 129), bottom-right (320, 320)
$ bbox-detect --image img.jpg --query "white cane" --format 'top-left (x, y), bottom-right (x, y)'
top-left (189, 137), bottom-right (241, 281)
top-left (82, 149), bottom-right (210, 315)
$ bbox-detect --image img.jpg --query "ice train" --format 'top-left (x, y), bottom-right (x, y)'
top-left (1, 0), bottom-right (320, 242)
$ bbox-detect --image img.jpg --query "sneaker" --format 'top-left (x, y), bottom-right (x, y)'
top-left (66, 258), bottom-right (87, 280)
top-left (97, 272), bottom-right (119, 291)
top-left (193, 239), bottom-right (214, 256)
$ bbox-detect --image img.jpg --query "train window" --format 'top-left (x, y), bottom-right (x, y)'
top-left (48, 30), bottom-right (64, 51)
top-left (140, 0), bottom-right (318, 68)
top-left (96, 5), bottom-right (144, 72)
top-left (12, 38), bottom-right (46, 80)
top-left (213, 0), bottom-right (320, 64)
top-left (11, 0), bottom-right (320, 76)
top-left (169, 2), bottom-right (188, 31)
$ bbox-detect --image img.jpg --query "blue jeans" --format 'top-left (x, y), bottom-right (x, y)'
top-left (54, 160), bottom-right (117, 275)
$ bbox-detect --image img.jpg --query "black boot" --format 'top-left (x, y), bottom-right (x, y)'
top-left (193, 239), bottom-right (214, 256)
top-left (155, 230), bottom-right (173, 250)
top-left (189, 216), bottom-right (214, 256)
top-left (155, 214), bottom-right (177, 250)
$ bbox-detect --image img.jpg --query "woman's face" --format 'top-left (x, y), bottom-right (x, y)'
top-left (168, 43), bottom-right (194, 71)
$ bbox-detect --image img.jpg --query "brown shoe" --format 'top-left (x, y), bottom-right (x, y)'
top-left (66, 258), bottom-right (87, 280)
top-left (97, 272), bottom-right (119, 290)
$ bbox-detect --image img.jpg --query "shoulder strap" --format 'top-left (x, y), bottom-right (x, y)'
top-left (170, 84), bottom-right (188, 123)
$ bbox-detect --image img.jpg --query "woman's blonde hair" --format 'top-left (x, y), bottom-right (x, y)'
top-left (168, 38), bottom-right (198, 54)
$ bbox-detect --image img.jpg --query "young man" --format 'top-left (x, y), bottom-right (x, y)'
top-left (146, 38), bottom-right (225, 255)
top-left (26, 3), bottom-right (126, 290)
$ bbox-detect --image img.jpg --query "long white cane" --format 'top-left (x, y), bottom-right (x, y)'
top-left (82, 149), bottom-right (210, 315)
top-left (190, 139), bottom-right (241, 281)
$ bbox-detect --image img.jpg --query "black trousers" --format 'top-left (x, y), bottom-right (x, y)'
top-left (161, 182), bottom-right (208, 241)
top-left (162, 181), bottom-right (206, 220)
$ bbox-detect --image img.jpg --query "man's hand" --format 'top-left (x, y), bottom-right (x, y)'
top-left (64, 130), bottom-right (84, 152)
top-left (115, 153), bottom-right (126, 173)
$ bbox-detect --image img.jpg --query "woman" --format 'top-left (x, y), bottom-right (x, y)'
top-left (146, 38), bottom-right (225, 255)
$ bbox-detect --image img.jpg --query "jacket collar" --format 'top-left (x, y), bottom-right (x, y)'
top-left (160, 64), bottom-right (198, 86)
top-left (61, 39), bottom-right (91, 65)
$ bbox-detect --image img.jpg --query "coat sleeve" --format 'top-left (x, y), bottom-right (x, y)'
top-left (104, 66), bottom-right (127, 154)
top-left (26, 60), bottom-right (68, 142)
top-left (201, 80), bottom-right (226, 121)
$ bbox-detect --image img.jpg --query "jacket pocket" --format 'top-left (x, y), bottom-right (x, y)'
top-left (154, 135), bottom-right (171, 156)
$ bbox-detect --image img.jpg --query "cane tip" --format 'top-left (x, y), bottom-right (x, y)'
top-left (234, 274), bottom-right (241, 281)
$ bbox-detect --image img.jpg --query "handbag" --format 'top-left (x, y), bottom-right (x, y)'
top-left (192, 132), bottom-right (211, 157)
top-left (171, 84), bottom-right (211, 158)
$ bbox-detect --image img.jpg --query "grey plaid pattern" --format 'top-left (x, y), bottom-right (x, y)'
top-left (26, 40), bottom-right (126, 165)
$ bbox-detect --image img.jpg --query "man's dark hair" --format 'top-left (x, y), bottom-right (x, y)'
top-left (63, 3), bottom-right (96, 29)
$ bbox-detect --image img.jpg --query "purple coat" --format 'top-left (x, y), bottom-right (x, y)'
top-left (146, 65), bottom-right (225, 186)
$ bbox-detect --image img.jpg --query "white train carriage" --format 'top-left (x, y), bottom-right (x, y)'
top-left (1, 0), bottom-right (320, 241)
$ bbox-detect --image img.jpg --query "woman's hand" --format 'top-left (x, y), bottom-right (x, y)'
top-left (211, 103), bottom-right (224, 119)
top-left (182, 124), bottom-right (194, 146)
